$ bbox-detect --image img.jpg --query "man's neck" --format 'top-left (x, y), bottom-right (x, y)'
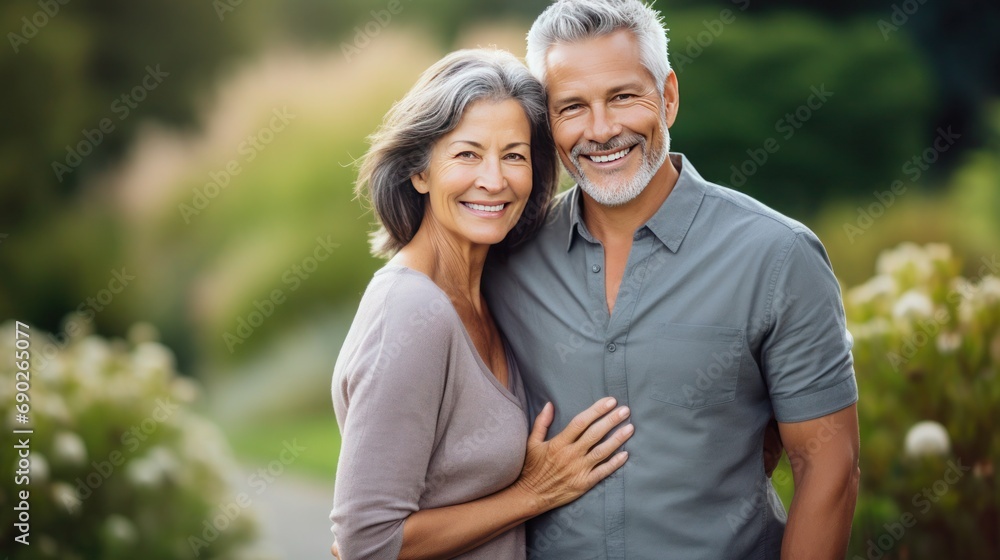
top-left (581, 156), bottom-right (680, 243)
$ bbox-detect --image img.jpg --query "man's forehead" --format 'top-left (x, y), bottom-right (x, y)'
top-left (543, 32), bottom-right (654, 98)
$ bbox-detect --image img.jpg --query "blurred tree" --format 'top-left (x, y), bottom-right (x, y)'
top-left (0, 0), bottom-right (253, 326)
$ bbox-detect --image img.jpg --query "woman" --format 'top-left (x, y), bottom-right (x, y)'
top-left (330, 49), bottom-right (634, 560)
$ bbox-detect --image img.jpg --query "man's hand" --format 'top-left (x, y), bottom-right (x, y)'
top-left (779, 404), bottom-right (860, 560)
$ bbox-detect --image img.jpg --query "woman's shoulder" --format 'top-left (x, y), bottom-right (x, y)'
top-left (358, 263), bottom-right (458, 337)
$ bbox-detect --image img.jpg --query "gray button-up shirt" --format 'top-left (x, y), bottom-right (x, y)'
top-left (484, 153), bottom-right (858, 560)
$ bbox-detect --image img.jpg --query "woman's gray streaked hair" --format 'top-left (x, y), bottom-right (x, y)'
top-left (356, 49), bottom-right (558, 259)
top-left (526, 0), bottom-right (670, 92)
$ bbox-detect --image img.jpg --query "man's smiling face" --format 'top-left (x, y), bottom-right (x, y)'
top-left (545, 29), bottom-right (676, 206)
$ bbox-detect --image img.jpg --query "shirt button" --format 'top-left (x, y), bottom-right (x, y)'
top-left (607, 342), bottom-right (617, 352)
top-left (592, 264), bottom-right (601, 273)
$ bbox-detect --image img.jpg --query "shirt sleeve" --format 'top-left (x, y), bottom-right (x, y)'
top-left (761, 230), bottom-right (858, 423)
top-left (330, 285), bottom-right (452, 560)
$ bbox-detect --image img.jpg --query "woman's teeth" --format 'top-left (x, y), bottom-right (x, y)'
top-left (463, 202), bottom-right (506, 212)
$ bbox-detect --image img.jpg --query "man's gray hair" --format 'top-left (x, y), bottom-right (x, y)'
top-left (356, 49), bottom-right (558, 258)
top-left (526, 0), bottom-right (671, 92)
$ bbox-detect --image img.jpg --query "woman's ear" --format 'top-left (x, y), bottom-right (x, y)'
top-left (411, 171), bottom-right (429, 194)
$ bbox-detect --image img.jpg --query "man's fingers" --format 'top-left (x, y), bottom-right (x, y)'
top-left (557, 397), bottom-right (617, 442)
top-left (528, 401), bottom-right (554, 443)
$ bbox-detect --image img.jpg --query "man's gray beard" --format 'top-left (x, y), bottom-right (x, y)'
top-left (567, 119), bottom-right (670, 207)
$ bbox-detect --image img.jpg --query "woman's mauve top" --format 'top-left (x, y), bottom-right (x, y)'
top-left (331, 263), bottom-right (529, 560)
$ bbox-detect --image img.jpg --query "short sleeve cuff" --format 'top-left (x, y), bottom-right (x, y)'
top-left (772, 375), bottom-right (858, 423)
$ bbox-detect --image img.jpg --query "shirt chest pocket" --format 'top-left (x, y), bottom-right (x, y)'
top-left (649, 323), bottom-right (745, 409)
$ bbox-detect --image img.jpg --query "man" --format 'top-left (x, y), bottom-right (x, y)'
top-left (483, 0), bottom-right (860, 558)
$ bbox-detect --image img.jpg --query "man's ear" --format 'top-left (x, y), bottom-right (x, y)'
top-left (411, 171), bottom-right (429, 194)
top-left (662, 69), bottom-right (680, 128)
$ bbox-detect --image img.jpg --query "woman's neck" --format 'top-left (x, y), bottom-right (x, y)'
top-left (390, 219), bottom-right (490, 313)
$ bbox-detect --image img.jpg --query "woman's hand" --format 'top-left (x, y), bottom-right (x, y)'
top-left (514, 397), bottom-right (633, 513)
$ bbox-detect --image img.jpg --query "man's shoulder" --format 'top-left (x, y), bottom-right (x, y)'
top-left (698, 179), bottom-right (810, 239)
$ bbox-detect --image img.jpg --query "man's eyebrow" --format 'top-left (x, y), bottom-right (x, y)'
top-left (551, 82), bottom-right (648, 108)
top-left (608, 82), bottom-right (647, 95)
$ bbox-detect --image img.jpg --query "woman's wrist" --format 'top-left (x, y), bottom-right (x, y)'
top-left (508, 478), bottom-right (550, 519)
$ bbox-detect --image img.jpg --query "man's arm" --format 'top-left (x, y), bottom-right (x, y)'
top-left (778, 403), bottom-right (860, 559)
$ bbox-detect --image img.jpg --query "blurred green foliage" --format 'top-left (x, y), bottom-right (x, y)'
top-left (0, 321), bottom-right (269, 559)
top-left (844, 242), bottom-right (999, 558)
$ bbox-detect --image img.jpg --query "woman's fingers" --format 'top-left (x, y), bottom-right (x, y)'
top-left (528, 401), bottom-right (554, 444)
top-left (555, 397), bottom-right (617, 443)
top-left (587, 423), bottom-right (634, 463)
top-left (576, 405), bottom-right (630, 450)
top-left (587, 451), bottom-right (629, 485)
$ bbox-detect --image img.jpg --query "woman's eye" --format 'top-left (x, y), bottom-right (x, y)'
top-left (503, 153), bottom-right (527, 161)
top-left (456, 151), bottom-right (477, 159)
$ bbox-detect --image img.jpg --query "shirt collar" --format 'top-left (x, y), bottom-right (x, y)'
top-left (566, 152), bottom-right (706, 253)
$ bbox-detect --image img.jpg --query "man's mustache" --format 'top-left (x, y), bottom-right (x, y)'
top-left (571, 132), bottom-right (645, 158)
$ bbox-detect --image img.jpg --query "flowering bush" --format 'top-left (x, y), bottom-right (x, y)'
top-left (846, 243), bottom-right (999, 558)
top-left (0, 320), bottom-right (270, 559)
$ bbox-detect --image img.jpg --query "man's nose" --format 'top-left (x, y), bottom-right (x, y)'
top-left (586, 105), bottom-right (622, 145)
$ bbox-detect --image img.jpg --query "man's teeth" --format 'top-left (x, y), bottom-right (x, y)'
top-left (588, 147), bottom-right (631, 163)
top-left (464, 202), bottom-right (506, 212)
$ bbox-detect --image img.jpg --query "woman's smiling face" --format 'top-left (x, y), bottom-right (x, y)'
top-left (411, 99), bottom-right (534, 248)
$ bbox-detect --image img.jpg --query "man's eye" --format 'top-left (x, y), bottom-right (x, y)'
top-left (456, 151), bottom-right (477, 159)
top-left (561, 104), bottom-right (583, 114)
top-left (614, 93), bottom-right (634, 101)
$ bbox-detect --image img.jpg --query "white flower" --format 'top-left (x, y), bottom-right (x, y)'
top-left (171, 376), bottom-right (201, 404)
top-left (52, 431), bottom-right (88, 466)
top-left (31, 452), bottom-right (50, 483)
top-left (925, 243), bottom-right (953, 264)
top-left (102, 514), bottom-right (138, 546)
top-left (905, 421), bottom-right (951, 458)
top-left (936, 331), bottom-right (962, 354)
top-left (978, 276), bottom-right (1000, 305)
top-left (848, 274), bottom-right (897, 306)
top-left (51, 481), bottom-right (82, 514)
top-left (132, 341), bottom-right (175, 383)
top-left (126, 456), bottom-right (162, 488)
top-left (892, 290), bottom-right (935, 320)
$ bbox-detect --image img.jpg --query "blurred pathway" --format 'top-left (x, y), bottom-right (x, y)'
top-left (246, 468), bottom-right (335, 560)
